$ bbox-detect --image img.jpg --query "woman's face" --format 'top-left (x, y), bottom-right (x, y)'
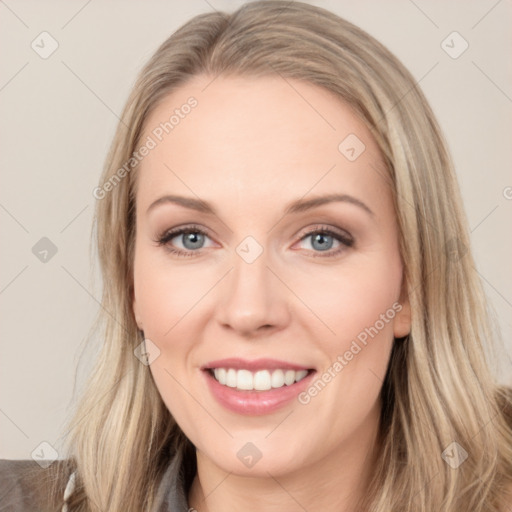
top-left (132, 75), bottom-right (411, 477)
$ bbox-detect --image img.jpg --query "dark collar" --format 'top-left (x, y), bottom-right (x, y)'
top-left (153, 441), bottom-right (197, 512)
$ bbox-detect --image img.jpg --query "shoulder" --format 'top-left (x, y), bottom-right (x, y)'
top-left (0, 458), bottom-right (71, 512)
top-left (0, 459), bottom-right (43, 511)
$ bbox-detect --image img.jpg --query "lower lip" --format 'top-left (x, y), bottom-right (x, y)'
top-left (203, 369), bottom-right (316, 415)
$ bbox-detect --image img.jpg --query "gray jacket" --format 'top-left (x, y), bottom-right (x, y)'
top-left (0, 444), bottom-right (192, 511)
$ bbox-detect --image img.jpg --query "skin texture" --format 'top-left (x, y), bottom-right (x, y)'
top-left (132, 75), bottom-right (411, 512)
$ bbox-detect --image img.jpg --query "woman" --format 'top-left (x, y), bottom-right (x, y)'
top-left (2, 1), bottom-right (511, 510)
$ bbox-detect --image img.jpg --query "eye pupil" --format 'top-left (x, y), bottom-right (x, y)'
top-left (312, 233), bottom-right (333, 251)
top-left (183, 232), bottom-right (204, 250)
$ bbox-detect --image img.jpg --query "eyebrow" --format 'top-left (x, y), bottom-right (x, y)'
top-left (146, 193), bottom-right (374, 217)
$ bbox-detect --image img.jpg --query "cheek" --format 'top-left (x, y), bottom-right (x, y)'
top-left (133, 252), bottom-right (215, 339)
top-left (293, 259), bottom-right (400, 435)
top-left (299, 254), bottom-right (403, 348)
top-left (133, 251), bottom-right (215, 415)
top-left (134, 252), bottom-right (206, 424)
top-left (295, 253), bottom-right (402, 414)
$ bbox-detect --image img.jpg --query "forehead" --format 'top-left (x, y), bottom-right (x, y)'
top-left (136, 74), bottom-right (389, 213)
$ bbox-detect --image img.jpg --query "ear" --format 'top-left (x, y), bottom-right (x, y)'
top-left (132, 287), bottom-right (144, 331)
top-left (393, 278), bottom-right (411, 338)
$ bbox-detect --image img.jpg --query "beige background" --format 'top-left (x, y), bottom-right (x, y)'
top-left (1, 0), bottom-right (511, 459)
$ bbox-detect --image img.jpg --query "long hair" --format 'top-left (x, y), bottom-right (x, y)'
top-left (37, 1), bottom-right (512, 510)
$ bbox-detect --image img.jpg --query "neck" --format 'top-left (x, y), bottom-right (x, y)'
top-left (188, 403), bottom-right (381, 512)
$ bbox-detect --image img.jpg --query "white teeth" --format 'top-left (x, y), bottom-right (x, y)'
top-left (237, 370), bottom-right (253, 390)
top-left (211, 368), bottom-right (310, 391)
top-left (213, 368), bottom-right (226, 385)
top-left (253, 370), bottom-right (272, 391)
top-left (284, 370), bottom-right (296, 386)
top-left (271, 369), bottom-right (285, 388)
top-left (295, 370), bottom-right (308, 381)
top-left (226, 368), bottom-right (237, 388)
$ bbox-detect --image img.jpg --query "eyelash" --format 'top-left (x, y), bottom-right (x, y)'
top-left (155, 224), bottom-right (354, 259)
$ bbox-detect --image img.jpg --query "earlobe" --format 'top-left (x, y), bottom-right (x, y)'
top-left (393, 276), bottom-right (411, 338)
top-left (394, 278), bottom-right (411, 338)
top-left (132, 294), bottom-right (144, 331)
top-left (393, 299), bottom-right (411, 338)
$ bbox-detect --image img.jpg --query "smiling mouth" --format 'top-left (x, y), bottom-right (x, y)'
top-left (206, 368), bottom-right (315, 391)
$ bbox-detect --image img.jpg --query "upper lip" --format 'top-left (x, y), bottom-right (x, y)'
top-left (201, 358), bottom-right (314, 372)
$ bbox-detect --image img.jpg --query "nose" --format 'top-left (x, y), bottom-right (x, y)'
top-left (215, 248), bottom-right (291, 338)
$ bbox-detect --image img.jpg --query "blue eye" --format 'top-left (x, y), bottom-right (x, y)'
top-left (175, 231), bottom-right (205, 250)
top-left (310, 232), bottom-right (335, 251)
top-left (298, 227), bottom-right (354, 257)
top-left (156, 225), bottom-right (211, 258)
top-left (155, 224), bottom-right (354, 258)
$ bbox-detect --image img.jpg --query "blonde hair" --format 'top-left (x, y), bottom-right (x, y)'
top-left (37, 1), bottom-right (512, 510)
